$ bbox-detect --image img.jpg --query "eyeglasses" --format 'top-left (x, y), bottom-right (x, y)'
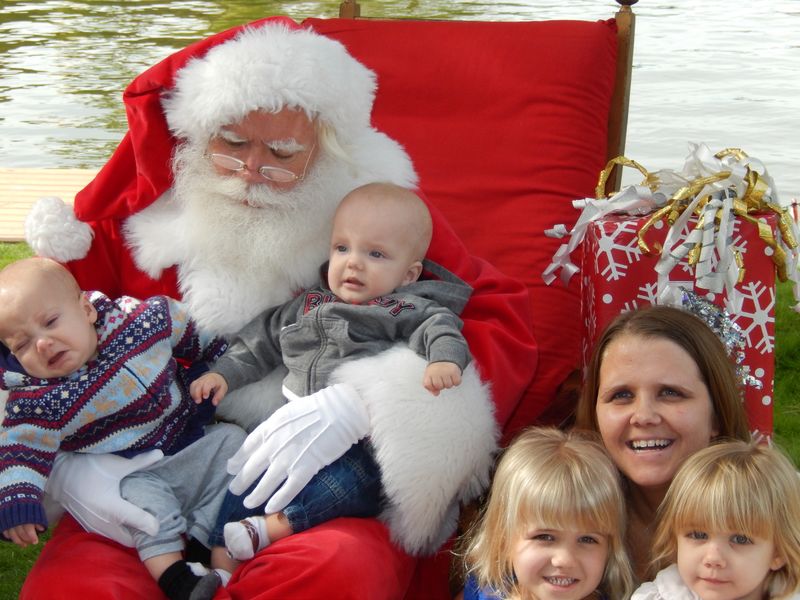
top-left (208, 143), bottom-right (316, 183)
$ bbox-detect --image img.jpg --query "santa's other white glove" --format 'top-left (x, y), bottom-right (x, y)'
top-left (46, 450), bottom-right (163, 547)
top-left (227, 383), bottom-right (369, 513)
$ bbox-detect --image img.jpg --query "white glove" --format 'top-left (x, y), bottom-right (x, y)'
top-left (227, 383), bottom-right (370, 513)
top-left (45, 450), bottom-right (163, 547)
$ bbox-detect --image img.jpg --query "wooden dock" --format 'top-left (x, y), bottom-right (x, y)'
top-left (0, 168), bottom-right (98, 242)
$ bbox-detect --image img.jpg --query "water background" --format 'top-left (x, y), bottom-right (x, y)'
top-left (1, 0), bottom-right (798, 202)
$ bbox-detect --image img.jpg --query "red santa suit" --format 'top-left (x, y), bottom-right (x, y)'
top-left (21, 17), bottom-right (537, 600)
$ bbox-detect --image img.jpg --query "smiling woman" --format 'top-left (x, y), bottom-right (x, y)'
top-left (575, 304), bottom-right (752, 580)
top-left (595, 334), bottom-right (720, 500)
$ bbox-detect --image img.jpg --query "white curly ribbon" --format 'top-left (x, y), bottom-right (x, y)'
top-left (543, 142), bottom-right (800, 314)
top-left (542, 185), bottom-right (657, 286)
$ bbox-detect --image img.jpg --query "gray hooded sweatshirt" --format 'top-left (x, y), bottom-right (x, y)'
top-left (212, 260), bottom-right (472, 397)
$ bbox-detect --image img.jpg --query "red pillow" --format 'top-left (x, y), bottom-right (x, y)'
top-left (306, 17), bottom-right (618, 436)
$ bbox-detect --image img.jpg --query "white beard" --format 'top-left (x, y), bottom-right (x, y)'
top-left (154, 143), bottom-right (355, 335)
top-left (176, 143), bottom-right (333, 276)
top-left (125, 128), bottom-right (417, 336)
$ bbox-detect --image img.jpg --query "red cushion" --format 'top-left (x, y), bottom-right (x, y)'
top-left (305, 17), bottom-right (618, 435)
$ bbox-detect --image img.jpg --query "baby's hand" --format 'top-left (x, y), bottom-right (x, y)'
top-left (190, 372), bottom-right (228, 406)
top-left (4, 523), bottom-right (45, 547)
top-left (423, 362), bottom-right (463, 396)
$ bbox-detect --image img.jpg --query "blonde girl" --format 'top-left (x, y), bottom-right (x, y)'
top-left (634, 440), bottom-right (800, 600)
top-left (460, 427), bottom-right (635, 600)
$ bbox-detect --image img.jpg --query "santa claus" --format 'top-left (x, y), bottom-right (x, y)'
top-left (20, 17), bottom-right (536, 599)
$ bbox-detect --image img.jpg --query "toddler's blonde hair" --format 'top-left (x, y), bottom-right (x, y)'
top-left (462, 427), bottom-right (634, 599)
top-left (651, 439), bottom-right (800, 598)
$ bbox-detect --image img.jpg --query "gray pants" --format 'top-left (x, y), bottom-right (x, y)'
top-left (120, 422), bottom-right (246, 562)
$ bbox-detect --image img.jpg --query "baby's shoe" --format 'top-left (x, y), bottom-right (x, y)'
top-left (187, 570), bottom-right (221, 600)
top-left (224, 516), bottom-right (269, 560)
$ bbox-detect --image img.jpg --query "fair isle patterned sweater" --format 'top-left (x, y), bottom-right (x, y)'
top-left (0, 292), bottom-right (227, 534)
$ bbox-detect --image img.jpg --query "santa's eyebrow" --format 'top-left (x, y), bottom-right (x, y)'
top-left (217, 129), bottom-right (247, 143)
top-left (214, 131), bottom-right (306, 154)
top-left (264, 138), bottom-right (305, 153)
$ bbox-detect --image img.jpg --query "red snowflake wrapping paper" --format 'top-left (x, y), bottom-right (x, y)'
top-left (580, 212), bottom-right (778, 439)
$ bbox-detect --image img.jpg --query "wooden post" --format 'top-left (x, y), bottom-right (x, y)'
top-left (339, 0), bottom-right (360, 18)
top-left (606, 0), bottom-right (637, 194)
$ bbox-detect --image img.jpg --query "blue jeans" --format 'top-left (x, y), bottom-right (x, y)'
top-left (208, 440), bottom-right (382, 546)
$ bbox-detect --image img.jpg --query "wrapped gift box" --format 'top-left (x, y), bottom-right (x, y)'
top-left (580, 211), bottom-right (779, 439)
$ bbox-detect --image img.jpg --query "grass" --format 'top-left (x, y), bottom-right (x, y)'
top-left (0, 531), bottom-right (50, 599)
top-left (774, 280), bottom-right (800, 461)
top-left (0, 242), bottom-right (35, 267)
top-left (0, 242), bottom-right (798, 597)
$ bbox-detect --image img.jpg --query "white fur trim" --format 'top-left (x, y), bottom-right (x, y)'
top-left (330, 346), bottom-right (498, 555)
top-left (123, 190), bottom-right (188, 280)
top-left (24, 197), bottom-right (93, 262)
top-left (162, 23), bottom-right (376, 145)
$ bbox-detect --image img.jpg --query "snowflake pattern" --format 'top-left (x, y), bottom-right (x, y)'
top-left (594, 220), bottom-right (641, 281)
top-left (732, 281), bottom-right (775, 354)
top-left (635, 281), bottom-right (659, 306)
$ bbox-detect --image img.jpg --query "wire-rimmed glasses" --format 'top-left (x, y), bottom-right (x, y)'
top-left (208, 143), bottom-right (316, 183)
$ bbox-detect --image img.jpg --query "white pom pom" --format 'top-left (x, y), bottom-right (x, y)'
top-left (25, 197), bottom-right (93, 262)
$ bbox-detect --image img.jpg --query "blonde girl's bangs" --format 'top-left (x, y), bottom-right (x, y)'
top-left (665, 448), bottom-right (777, 541)
top-left (501, 430), bottom-right (625, 540)
top-left (512, 473), bottom-right (619, 538)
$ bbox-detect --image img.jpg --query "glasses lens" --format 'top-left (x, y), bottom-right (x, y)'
top-left (210, 154), bottom-right (245, 171)
top-left (258, 166), bottom-right (298, 183)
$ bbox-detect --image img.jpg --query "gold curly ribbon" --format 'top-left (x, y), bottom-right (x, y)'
top-left (594, 156), bottom-right (655, 199)
top-left (543, 143), bottom-right (800, 314)
top-left (595, 148), bottom-right (798, 284)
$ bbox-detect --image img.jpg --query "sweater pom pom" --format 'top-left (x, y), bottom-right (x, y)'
top-left (25, 197), bottom-right (93, 262)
